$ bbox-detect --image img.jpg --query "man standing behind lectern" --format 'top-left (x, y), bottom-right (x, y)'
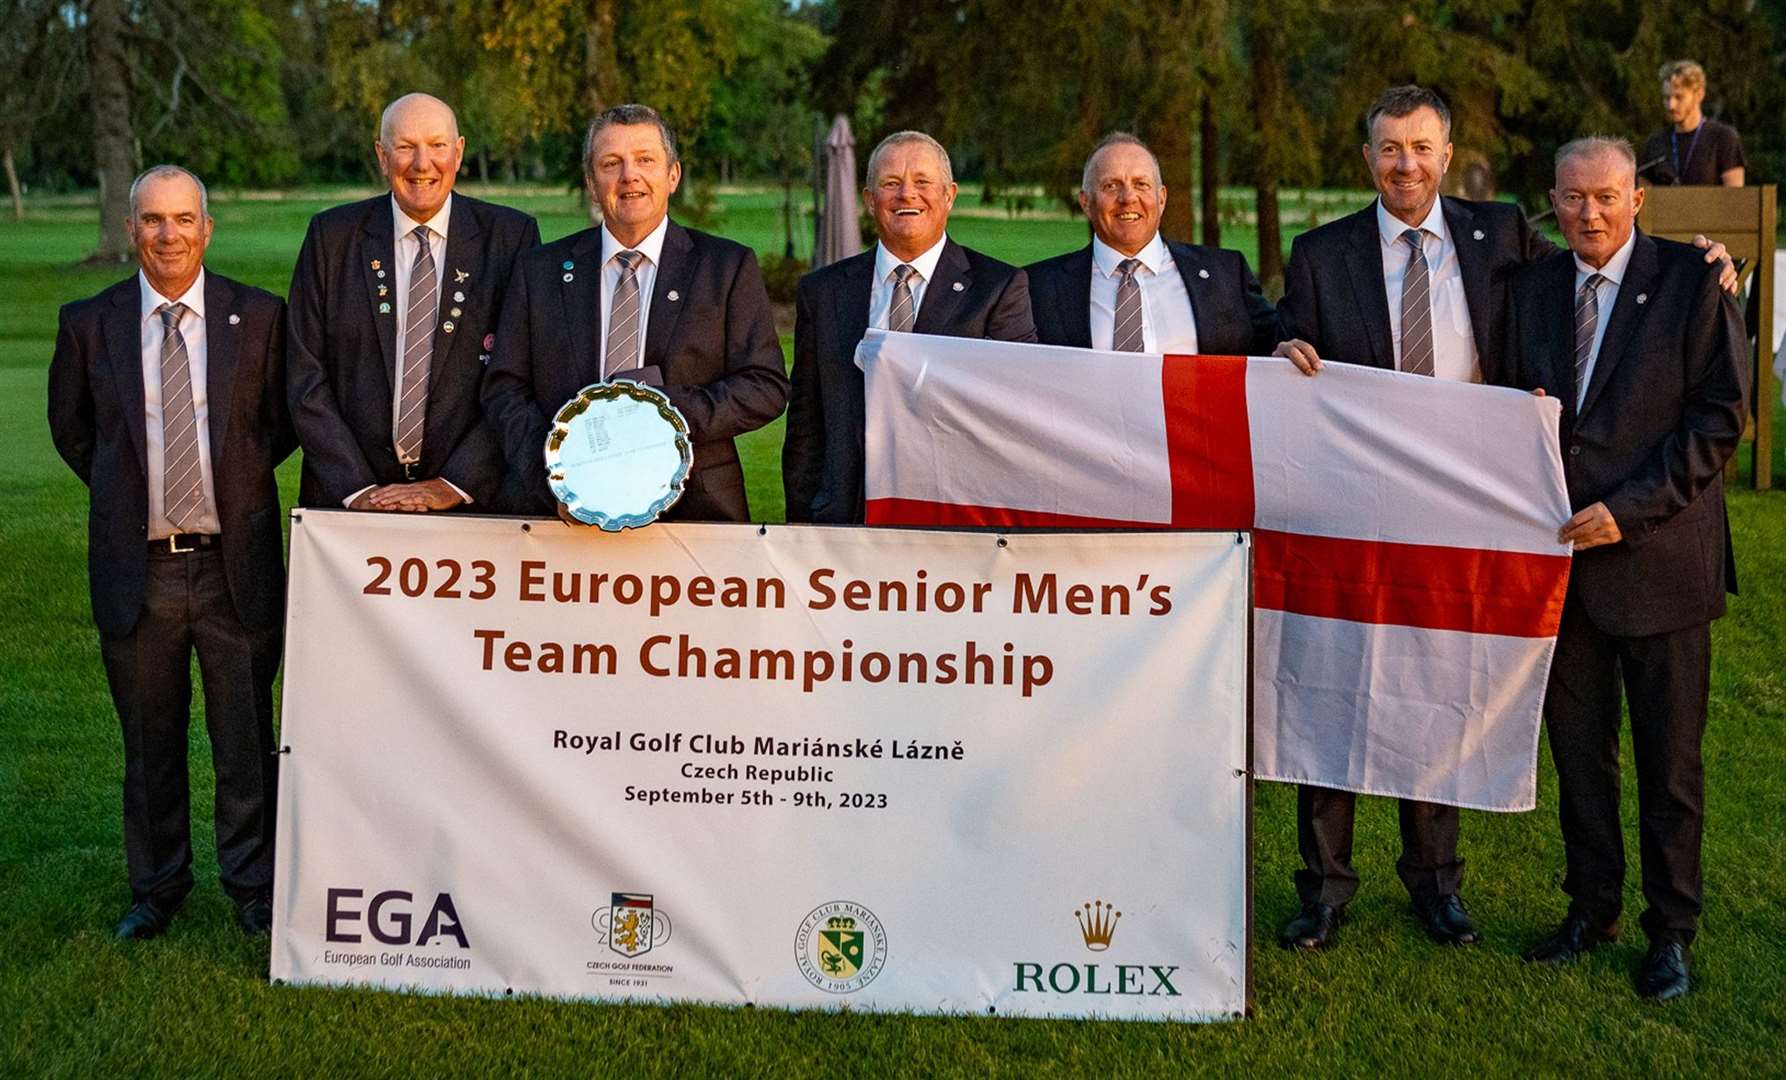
top-left (287, 92), bottom-right (540, 513)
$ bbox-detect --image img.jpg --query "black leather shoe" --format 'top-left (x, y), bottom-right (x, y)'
top-left (234, 895), bottom-right (273, 936)
top-left (1522, 915), bottom-right (1618, 965)
top-left (115, 898), bottom-right (177, 941)
top-left (1412, 894), bottom-right (1480, 945)
top-left (1280, 903), bottom-right (1341, 951)
top-left (1635, 940), bottom-right (1691, 1002)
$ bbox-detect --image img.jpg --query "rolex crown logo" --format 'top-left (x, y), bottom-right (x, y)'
top-left (1075, 899), bottom-right (1121, 951)
top-left (827, 916), bottom-right (856, 930)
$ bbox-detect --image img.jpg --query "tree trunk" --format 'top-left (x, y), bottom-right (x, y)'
top-left (1200, 92), bottom-right (1220, 248)
top-left (89, 0), bottom-right (134, 261)
top-left (4, 145), bottom-right (22, 221)
top-left (583, 0), bottom-right (622, 226)
top-left (1141, 110), bottom-right (1194, 243)
top-left (1248, 12), bottom-right (1286, 297)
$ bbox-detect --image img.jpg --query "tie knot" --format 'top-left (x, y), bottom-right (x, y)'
top-left (412, 224), bottom-right (433, 244)
top-left (1581, 272), bottom-right (1605, 293)
top-left (1116, 257), bottom-right (1143, 278)
top-left (892, 263), bottom-right (918, 285)
top-left (615, 250), bottom-right (643, 272)
top-left (1401, 228), bottom-right (1426, 251)
top-left (157, 302), bottom-right (186, 330)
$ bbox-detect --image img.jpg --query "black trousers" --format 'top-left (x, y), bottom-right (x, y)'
top-left (1295, 786), bottom-right (1463, 907)
top-left (1545, 597), bottom-right (1709, 944)
top-left (98, 547), bottom-right (280, 907)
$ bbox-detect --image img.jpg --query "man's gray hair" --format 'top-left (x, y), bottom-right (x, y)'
top-left (1081, 132), bottom-right (1162, 194)
top-left (129, 164), bottom-right (208, 219)
top-left (378, 92), bottom-right (460, 146)
top-left (1365, 84), bottom-right (1453, 143)
top-left (865, 131), bottom-right (953, 187)
top-left (583, 103), bottom-right (680, 178)
top-left (1555, 135), bottom-right (1637, 174)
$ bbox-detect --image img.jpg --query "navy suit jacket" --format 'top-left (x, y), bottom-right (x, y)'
top-left (483, 219), bottom-right (789, 522)
top-left (49, 273), bottom-right (295, 638)
top-left (1504, 232), bottom-right (1747, 637)
top-left (782, 238), bottom-right (1037, 524)
top-left (286, 193), bottom-right (539, 508)
top-left (1025, 238), bottom-right (1281, 355)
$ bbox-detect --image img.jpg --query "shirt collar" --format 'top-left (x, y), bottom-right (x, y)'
top-left (1574, 229), bottom-right (1638, 287)
top-left (874, 234), bottom-right (950, 284)
top-left (1091, 231), bottom-right (1169, 278)
top-left (601, 215), bottom-right (671, 268)
top-left (139, 268), bottom-right (206, 325)
top-left (1376, 196), bottom-right (1448, 248)
top-left (392, 192), bottom-right (453, 243)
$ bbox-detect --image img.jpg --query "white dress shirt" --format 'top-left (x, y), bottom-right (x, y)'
top-left (869, 235), bottom-right (949, 330)
top-left (391, 194), bottom-right (451, 463)
top-left (1089, 232), bottom-right (1199, 353)
top-left (598, 215), bottom-right (670, 378)
top-left (1572, 229), bottom-right (1638, 410)
top-left (139, 269), bottom-right (221, 539)
top-left (1377, 197), bottom-right (1480, 382)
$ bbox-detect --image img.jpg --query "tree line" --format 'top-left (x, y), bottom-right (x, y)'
top-left (6, 0), bottom-right (1781, 287)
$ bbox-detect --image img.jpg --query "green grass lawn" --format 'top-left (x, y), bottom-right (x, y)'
top-left (3, 190), bottom-right (1785, 1076)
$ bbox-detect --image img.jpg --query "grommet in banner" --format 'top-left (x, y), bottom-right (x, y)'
top-left (1233, 768), bottom-right (1245, 777)
top-left (987, 1005), bottom-right (997, 1015)
top-left (505, 988), bottom-right (514, 996)
top-left (996, 536), bottom-right (1008, 548)
top-left (758, 524), bottom-right (767, 536)
top-left (521, 522), bottom-right (532, 533)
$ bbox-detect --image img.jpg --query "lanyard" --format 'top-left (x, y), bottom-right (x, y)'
top-left (1670, 124), bottom-right (1706, 184)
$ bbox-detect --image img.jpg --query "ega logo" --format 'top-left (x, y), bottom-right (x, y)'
top-left (324, 888), bottom-right (469, 948)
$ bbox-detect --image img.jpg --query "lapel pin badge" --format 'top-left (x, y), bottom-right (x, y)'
top-left (483, 333), bottom-right (496, 351)
top-left (1473, 229), bottom-right (1485, 241)
top-left (378, 285), bottom-right (388, 297)
top-left (379, 302), bottom-right (392, 314)
top-left (453, 290), bottom-right (465, 303)
top-left (563, 272), bottom-right (575, 283)
top-left (444, 321), bottom-right (456, 334)
top-left (1198, 268), bottom-right (1210, 279)
top-left (228, 314), bottom-right (240, 325)
top-left (454, 269), bottom-right (469, 283)
top-left (1636, 293), bottom-right (1648, 304)
top-left (561, 260), bottom-right (574, 271)
top-left (377, 269), bottom-right (386, 279)
top-left (371, 259), bottom-right (382, 270)
top-left (952, 281), bottom-right (965, 292)
top-left (450, 307), bottom-right (462, 318)
top-left (667, 290), bottom-right (680, 302)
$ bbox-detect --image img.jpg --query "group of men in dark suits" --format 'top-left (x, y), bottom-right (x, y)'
top-left (50, 85), bottom-right (1745, 1003)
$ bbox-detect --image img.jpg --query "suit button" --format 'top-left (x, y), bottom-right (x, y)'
top-left (1569, 445), bottom-right (1581, 456)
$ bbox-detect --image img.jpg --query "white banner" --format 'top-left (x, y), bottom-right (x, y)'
top-left (272, 511), bottom-right (1251, 1022)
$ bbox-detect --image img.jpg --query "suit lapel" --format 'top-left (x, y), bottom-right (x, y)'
top-left (103, 280), bottom-right (148, 475)
top-left (1061, 246), bottom-right (1095, 348)
top-left (559, 228), bottom-right (604, 385)
top-left (203, 274), bottom-right (239, 467)
top-left (1443, 197), bottom-right (1495, 364)
top-left (360, 202), bottom-right (399, 401)
top-left (1342, 207), bottom-right (1394, 368)
top-left (835, 250), bottom-right (874, 360)
top-left (429, 196), bottom-right (482, 383)
top-left (1579, 233), bottom-right (1659, 420)
top-left (913, 238), bottom-right (970, 333)
top-left (643, 220), bottom-right (695, 371)
top-left (1167, 241), bottom-right (1209, 349)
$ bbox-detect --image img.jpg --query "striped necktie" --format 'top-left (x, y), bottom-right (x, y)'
top-left (888, 264), bottom-right (919, 333)
top-left (1399, 228), bottom-right (1435, 377)
top-left (1574, 273), bottom-right (1605, 410)
top-left (395, 225), bottom-right (437, 463)
top-left (1112, 258), bottom-right (1145, 352)
top-left (157, 302), bottom-right (205, 530)
top-left (605, 250), bottom-right (644, 378)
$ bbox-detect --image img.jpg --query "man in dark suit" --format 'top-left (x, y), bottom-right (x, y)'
top-left (288, 92), bottom-right (539, 513)
top-left (48, 166), bottom-right (294, 939)
top-left (783, 130), bottom-right (1036, 524)
top-left (1027, 133), bottom-right (1278, 356)
top-left (1509, 137), bottom-right (1746, 1002)
top-left (484, 103), bottom-right (787, 522)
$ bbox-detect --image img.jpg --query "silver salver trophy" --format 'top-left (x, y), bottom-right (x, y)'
top-left (545, 381), bottom-right (693, 531)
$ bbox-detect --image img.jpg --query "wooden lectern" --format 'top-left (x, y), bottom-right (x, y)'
top-left (1638, 184), bottom-right (1777, 489)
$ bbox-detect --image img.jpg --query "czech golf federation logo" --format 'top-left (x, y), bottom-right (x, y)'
top-left (593, 892), bottom-right (672, 958)
top-left (795, 900), bottom-right (887, 993)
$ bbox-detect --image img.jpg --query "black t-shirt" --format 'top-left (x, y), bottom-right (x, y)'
top-left (1640, 119), bottom-right (1746, 185)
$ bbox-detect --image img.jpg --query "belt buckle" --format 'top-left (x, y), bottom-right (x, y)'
top-left (165, 534), bottom-right (197, 554)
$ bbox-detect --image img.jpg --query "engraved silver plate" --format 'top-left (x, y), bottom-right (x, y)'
top-left (545, 381), bottom-right (692, 531)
